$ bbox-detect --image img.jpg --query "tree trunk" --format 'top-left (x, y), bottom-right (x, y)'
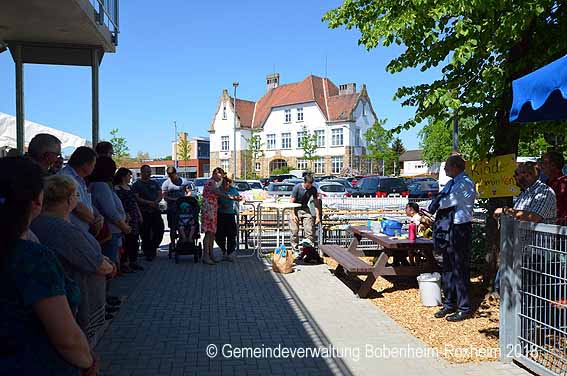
top-left (483, 20), bottom-right (537, 290)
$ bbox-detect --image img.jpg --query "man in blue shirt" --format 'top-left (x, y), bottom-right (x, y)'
top-left (433, 155), bottom-right (476, 322)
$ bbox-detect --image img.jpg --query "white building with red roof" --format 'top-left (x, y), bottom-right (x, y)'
top-left (209, 74), bottom-right (377, 177)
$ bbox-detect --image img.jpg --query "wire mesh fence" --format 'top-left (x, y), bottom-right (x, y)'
top-left (516, 221), bottom-right (567, 374)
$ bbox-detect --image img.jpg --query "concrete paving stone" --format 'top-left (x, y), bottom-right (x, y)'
top-left (96, 236), bottom-right (532, 376)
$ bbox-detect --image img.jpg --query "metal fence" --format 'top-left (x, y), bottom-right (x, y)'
top-left (90, 0), bottom-right (119, 44)
top-left (237, 197), bottom-right (487, 254)
top-left (500, 216), bottom-right (567, 375)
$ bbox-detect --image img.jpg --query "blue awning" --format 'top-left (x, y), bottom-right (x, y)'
top-left (510, 56), bottom-right (567, 123)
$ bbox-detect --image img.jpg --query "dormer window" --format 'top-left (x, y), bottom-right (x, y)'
top-left (222, 106), bottom-right (227, 120)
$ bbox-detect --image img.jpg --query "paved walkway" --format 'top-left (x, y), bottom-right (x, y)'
top-left (96, 244), bottom-right (531, 376)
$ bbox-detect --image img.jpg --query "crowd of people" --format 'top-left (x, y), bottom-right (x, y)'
top-left (430, 152), bottom-right (566, 322)
top-left (1, 131), bottom-right (565, 374)
top-left (0, 134), bottom-right (236, 375)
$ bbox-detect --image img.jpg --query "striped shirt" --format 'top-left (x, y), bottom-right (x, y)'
top-left (514, 180), bottom-right (556, 222)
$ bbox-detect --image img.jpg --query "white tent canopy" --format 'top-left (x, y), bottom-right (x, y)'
top-left (0, 112), bottom-right (89, 151)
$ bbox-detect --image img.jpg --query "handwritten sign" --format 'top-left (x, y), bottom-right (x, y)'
top-left (465, 154), bottom-right (519, 198)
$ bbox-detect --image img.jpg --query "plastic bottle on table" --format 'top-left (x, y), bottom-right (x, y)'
top-left (408, 222), bottom-right (417, 240)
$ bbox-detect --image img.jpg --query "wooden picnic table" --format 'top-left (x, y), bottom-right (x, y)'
top-left (320, 225), bottom-right (439, 298)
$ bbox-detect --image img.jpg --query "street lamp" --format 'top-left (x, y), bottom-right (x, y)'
top-left (233, 82), bottom-right (239, 179)
top-left (173, 120), bottom-right (178, 169)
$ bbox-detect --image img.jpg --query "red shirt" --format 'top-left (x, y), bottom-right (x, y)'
top-left (547, 175), bottom-right (567, 225)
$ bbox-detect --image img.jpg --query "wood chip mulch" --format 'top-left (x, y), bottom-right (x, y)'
top-left (323, 257), bottom-right (500, 363)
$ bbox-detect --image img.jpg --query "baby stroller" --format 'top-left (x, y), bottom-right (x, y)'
top-left (169, 196), bottom-right (202, 264)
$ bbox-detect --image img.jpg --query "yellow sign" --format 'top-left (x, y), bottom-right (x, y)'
top-left (465, 154), bottom-right (520, 198)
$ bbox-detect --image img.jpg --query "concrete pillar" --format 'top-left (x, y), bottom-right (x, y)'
top-left (499, 216), bottom-right (521, 363)
top-left (15, 45), bottom-right (24, 153)
top-left (91, 48), bottom-right (100, 147)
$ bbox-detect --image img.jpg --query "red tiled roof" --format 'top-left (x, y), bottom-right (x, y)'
top-left (221, 75), bottom-right (365, 130)
top-left (230, 98), bottom-right (255, 128)
top-left (327, 93), bottom-right (359, 121)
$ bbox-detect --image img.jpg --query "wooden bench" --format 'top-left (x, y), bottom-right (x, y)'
top-left (320, 227), bottom-right (439, 298)
top-left (320, 244), bottom-right (377, 297)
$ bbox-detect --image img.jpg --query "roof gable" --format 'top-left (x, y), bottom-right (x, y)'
top-left (399, 150), bottom-right (423, 162)
top-left (213, 75), bottom-right (374, 131)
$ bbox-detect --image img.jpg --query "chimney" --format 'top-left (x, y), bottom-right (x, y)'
top-left (266, 73), bottom-right (280, 91)
top-left (339, 83), bottom-right (356, 95)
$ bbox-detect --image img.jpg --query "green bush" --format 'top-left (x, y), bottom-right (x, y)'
top-left (271, 166), bottom-right (294, 175)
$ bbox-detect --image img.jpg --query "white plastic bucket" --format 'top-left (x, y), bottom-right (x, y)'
top-left (416, 272), bottom-right (442, 307)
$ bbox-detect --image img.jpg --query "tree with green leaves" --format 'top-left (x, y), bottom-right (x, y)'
top-left (109, 128), bottom-right (129, 166)
top-left (419, 117), bottom-right (564, 166)
top-left (246, 132), bottom-right (265, 179)
top-left (390, 137), bottom-right (406, 176)
top-left (136, 151), bottom-right (151, 162)
top-left (364, 119), bottom-right (394, 175)
top-left (177, 137), bottom-right (191, 163)
top-left (324, 1), bottom-right (567, 288)
top-left (299, 126), bottom-right (318, 172)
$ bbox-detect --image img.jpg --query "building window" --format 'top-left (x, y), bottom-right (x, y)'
top-left (355, 129), bottom-right (361, 146)
top-left (297, 108), bottom-right (303, 122)
top-left (297, 159), bottom-right (308, 170)
top-left (331, 128), bottom-right (344, 146)
top-left (267, 134), bottom-right (276, 150)
top-left (221, 136), bottom-right (230, 151)
top-left (281, 133), bottom-right (291, 149)
top-left (314, 158), bottom-right (325, 174)
top-left (353, 156), bottom-right (360, 170)
top-left (362, 102), bottom-right (366, 116)
top-left (223, 106), bottom-right (227, 120)
top-left (221, 159), bottom-right (230, 172)
top-left (284, 109), bottom-right (291, 123)
top-left (315, 130), bottom-right (325, 147)
top-left (297, 131), bottom-right (305, 148)
top-left (255, 162), bottom-right (261, 171)
top-left (332, 156), bottom-right (343, 174)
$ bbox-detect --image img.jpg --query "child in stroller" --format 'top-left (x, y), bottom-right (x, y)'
top-left (171, 196), bottom-right (201, 263)
top-left (178, 202), bottom-right (198, 242)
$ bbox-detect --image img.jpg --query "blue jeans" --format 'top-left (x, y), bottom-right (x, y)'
top-left (102, 233), bottom-right (122, 264)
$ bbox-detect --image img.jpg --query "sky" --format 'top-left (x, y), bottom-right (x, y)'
top-left (0, 0), bottom-right (441, 158)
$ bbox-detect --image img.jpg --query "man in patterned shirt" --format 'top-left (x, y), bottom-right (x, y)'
top-left (494, 162), bottom-right (556, 223)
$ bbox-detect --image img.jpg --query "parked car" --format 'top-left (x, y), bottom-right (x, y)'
top-left (232, 180), bottom-right (252, 193)
top-left (351, 176), bottom-right (409, 197)
top-left (268, 174), bottom-right (296, 183)
top-left (245, 180), bottom-right (264, 190)
top-left (315, 175), bottom-right (336, 181)
top-left (193, 177), bottom-right (208, 194)
top-left (327, 178), bottom-right (354, 193)
top-left (407, 178), bottom-right (439, 198)
top-left (318, 182), bottom-right (351, 198)
top-left (266, 183), bottom-right (295, 198)
top-left (346, 176), bottom-right (364, 187)
top-left (407, 181), bottom-right (439, 198)
top-left (283, 178), bottom-right (303, 186)
top-left (259, 178), bottom-right (269, 187)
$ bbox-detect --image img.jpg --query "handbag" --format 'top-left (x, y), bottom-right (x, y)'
top-left (272, 245), bottom-right (293, 274)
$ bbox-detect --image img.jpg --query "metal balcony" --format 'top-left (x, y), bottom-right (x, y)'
top-left (0, 0), bottom-right (119, 57)
top-left (0, 0), bottom-right (121, 151)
